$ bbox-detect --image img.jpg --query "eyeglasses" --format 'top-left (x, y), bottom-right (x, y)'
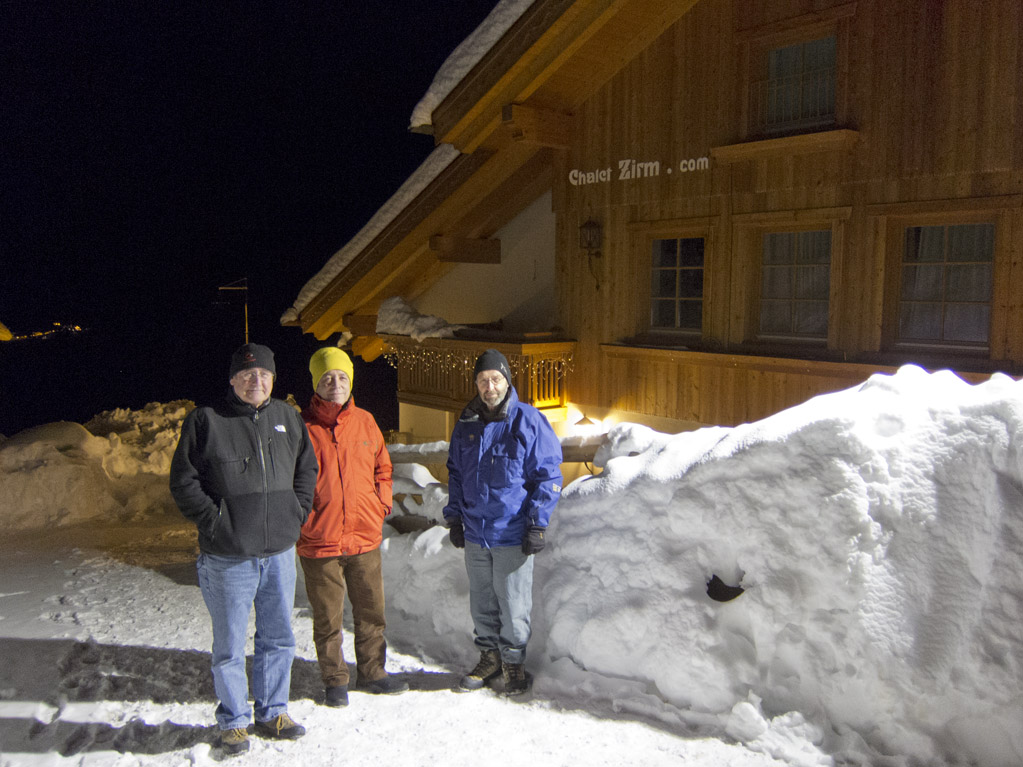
top-left (477, 375), bottom-right (506, 388)
top-left (237, 369), bottom-right (272, 382)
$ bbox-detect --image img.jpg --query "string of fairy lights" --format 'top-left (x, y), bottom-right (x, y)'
top-left (381, 340), bottom-right (574, 393)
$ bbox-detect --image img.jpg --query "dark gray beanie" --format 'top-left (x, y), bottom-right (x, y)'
top-left (229, 343), bottom-right (276, 378)
top-left (473, 349), bottom-right (511, 384)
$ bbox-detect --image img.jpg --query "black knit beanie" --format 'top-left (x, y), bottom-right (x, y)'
top-left (473, 349), bottom-right (511, 385)
top-left (229, 343), bottom-right (276, 378)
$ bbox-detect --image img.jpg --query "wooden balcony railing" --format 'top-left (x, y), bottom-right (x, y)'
top-left (380, 334), bottom-right (575, 415)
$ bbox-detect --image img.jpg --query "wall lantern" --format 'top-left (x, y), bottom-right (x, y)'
top-left (579, 219), bottom-right (602, 254)
top-left (579, 219), bottom-right (602, 290)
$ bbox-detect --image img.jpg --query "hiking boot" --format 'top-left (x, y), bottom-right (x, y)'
top-left (357, 674), bottom-right (410, 695)
top-left (324, 684), bottom-right (349, 707)
top-left (218, 727), bottom-right (250, 755)
top-left (254, 712), bottom-right (306, 740)
top-left (458, 649), bottom-right (502, 690)
top-left (502, 662), bottom-right (529, 696)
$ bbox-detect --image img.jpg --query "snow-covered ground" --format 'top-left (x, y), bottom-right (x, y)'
top-left (1, 365), bottom-right (1021, 766)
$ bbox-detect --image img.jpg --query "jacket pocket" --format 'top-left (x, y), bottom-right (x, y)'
top-left (211, 456), bottom-right (259, 496)
top-left (484, 450), bottom-right (523, 489)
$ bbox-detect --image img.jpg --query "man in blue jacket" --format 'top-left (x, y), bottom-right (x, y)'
top-left (170, 343), bottom-right (318, 755)
top-left (444, 349), bottom-right (562, 695)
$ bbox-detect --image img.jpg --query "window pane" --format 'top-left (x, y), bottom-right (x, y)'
top-left (945, 264), bottom-right (992, 302)
top-left (762, 266), bottom-right (792, 299)
top-left (795, 265), bottom-right (829, 299)
top-left (652, 269), bottom-right (676, 298)
top-left (763, 233), bottom-right (795, 265)
top-left (649, 237), bottom-right (704, 333)
top-left (798, 230), bottom-right (832, 263)
top-left (678, 301), bottom-right (702, 330)
top-left (653, 239), bottom-right (678, 268)
top-left (900, 303), bottom-right (942, 340)
top-left (905, 226), bottom-right (945, 263)
top-left (760, 301), bottom-right (791, 334)
top-left (764, 36), bottom-right (836, 130)
top-left (804, 36), bottom-right (836, 70)
top-left (769, 43), bottom-right (803, 79)
top-left (948, 223), bottom-right (994, 263)
top-left (901, 265), bottom-right (943, 301)
top-left (679, 238), bottom-right (704, 267)
top-left (794, 301), bottom-right (829, 335)
top-left (760, 229), bottom-right (830, 339)
top-left (679, 270), bottom-right (703, 299)
top-left (651, 300), bottom-right (675, 328)
top-left (898, 222), bottom-right (993, 346)
top-left (944, 304), bottom-right (990, 343)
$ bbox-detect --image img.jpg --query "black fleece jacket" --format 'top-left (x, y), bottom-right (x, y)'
top-left (170, 393), bottom-right (318, 557)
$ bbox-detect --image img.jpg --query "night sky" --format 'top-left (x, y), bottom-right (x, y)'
top-left (1, 2), bottom-right (495, 435)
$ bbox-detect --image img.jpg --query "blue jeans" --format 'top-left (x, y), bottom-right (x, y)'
top-left (197, 547), bottom-right (297, 730)
top-left (464, 541), bottom-right (534, 665)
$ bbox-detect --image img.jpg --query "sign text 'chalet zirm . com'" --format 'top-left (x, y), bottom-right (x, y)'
top-left (568, 156), bottom-right (710, 186)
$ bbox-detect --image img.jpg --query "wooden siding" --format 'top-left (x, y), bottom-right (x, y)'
top-left (553, 0), bottom-right (1023, 417)
top-left (599, 345), bottom-right (993, 427)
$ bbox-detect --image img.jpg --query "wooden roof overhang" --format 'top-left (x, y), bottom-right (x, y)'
top-left (290, 0), bottom-right (702, 340)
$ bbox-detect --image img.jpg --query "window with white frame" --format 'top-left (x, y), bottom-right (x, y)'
top-left (759, 230), bottom-right (831, 339)
top-left (651, 237), bottom-right (704, 332)
top-left (899, 223), bottom-right (994, 346)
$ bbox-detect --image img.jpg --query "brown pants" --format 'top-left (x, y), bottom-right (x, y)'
top-left (299, 548), bottom-right (388, 687)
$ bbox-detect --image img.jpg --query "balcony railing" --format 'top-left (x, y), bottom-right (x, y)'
top-left (380, 335), bottom-right (575, 414)
top-left (750, 68), bottom-right (836, 136)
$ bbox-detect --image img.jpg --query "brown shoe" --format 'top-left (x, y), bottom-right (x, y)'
top-left (458, 649), bottom-right (502, 690)
top-left (218, 727), bottom-right (250, 755)
top-left (502, 662), bottom-right (529, 696)
top-left (254, 712), bottom-right (306, 740)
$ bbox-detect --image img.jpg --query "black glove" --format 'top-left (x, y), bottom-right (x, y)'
top-left (447, 519), bottom-right (465, 549)
top-left (522, 525), bottom-right (546, 555)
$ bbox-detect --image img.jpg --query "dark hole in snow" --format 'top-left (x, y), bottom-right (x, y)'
top-left (707, 574), bottom-right (745, 602)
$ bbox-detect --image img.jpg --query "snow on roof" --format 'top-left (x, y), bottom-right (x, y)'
top-left (283, 1), bottom-right (535, 327)
top-left (375, 296), bottom-right (465, 341)
top-left (409, 0), bottom-right (536, 131)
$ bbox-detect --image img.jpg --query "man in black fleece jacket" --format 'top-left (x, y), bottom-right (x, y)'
top-left (170, 343), bottom-right (317, 755)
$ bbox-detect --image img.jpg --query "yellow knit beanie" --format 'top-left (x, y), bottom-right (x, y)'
top-left (309, 347), bottom-right (354, 390)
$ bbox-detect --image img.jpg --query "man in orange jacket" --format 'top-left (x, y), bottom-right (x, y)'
top-left (298, 347), bottom-right (409, 707)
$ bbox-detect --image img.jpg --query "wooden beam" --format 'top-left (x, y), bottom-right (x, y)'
top-left (429, 235), bottom-right (502, 264)
top-left (502, 103), bottom-right (573, 148)
top-left (341, 313), bottom-right (378, 335)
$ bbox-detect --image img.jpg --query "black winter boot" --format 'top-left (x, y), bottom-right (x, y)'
top-left (502, 662), bottom-right (529, 696)
top-left (458, 649), bottom-right (502, 690)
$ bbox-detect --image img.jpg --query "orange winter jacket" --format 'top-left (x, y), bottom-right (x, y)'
top-left (297, 394), bottom-right (393, 558)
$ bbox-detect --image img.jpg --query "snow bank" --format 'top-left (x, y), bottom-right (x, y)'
top-left (0, 401), bottom-right (191, 530)
top-left (380, 366), bottom-right (1023, 767)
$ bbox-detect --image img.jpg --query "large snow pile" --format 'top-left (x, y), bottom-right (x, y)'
top-left (381, 365), bottom-right (1023, 767)
top-left (0, 401), bottom-right (191, 530)
top-left (1, 366), bottom-right (1021, 766)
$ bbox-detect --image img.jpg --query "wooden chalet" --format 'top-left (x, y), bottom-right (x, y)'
top-left (284, 0), bottom-right (1023, 443)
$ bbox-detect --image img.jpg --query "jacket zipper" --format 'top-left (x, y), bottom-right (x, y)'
top-left (253, 410), bottom-right (269, 550)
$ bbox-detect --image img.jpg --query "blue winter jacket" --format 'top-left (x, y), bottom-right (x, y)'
top-left (443, 387), bottom-right (562, 548)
